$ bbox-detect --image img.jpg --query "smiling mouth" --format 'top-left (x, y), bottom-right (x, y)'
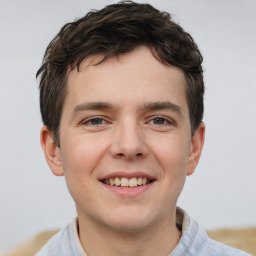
top-left (100, 177), bottom-right (155, 187)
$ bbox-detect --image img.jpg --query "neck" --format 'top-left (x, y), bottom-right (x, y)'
top-left (77, 209), bottom-right (181, 256)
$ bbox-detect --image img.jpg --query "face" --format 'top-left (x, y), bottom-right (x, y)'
top-left (41, 46), bottom-right (204, 232)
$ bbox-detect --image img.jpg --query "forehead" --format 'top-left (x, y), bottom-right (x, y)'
top-left (65, 46), bottom-right (188, 113)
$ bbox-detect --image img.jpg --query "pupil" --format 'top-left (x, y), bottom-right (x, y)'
top-left (91, 118), bottom-right (102, 125)
top-left (154, 118), bottom-right (164, 124)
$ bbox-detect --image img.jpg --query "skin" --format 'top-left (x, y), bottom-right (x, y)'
top-left (41, 46), bottom-right (205, 256)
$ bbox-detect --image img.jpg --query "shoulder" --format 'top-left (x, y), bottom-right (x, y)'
top-left (172, 208), bottom-right (252, 256)
top-left (35, 222), bottom-right (80, 256)
top-left (203, 238), bottom-right (252, 256)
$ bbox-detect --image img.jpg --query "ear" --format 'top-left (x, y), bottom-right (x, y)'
top-left (40, 126), bottom-right (64, 176)
top-left (187, 122), bottom-right (205, 176)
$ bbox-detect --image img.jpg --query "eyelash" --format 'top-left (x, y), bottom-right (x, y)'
top-left (149, 116), bottom-right (174, 126)
top-left (81, 117), bottom-right (107, 126)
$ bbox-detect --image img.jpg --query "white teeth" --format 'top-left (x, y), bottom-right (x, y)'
top-left (103, 177), bottom-right (152, 187)
top-left (110, 178), bottom-right (115, 186)
top-left (128, 177), bottom-right (137, 187)
top-left (121, 177), bottom-right (129, 186)
top-left (137, 177), bottom-right (142, 185)
top-left (114, 177), bottom-right (121, 186)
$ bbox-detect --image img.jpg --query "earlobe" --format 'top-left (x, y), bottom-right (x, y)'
top-left (40, 126), bottom-right (64, 176)
top-left (187, 122), bottom-right (205, 176)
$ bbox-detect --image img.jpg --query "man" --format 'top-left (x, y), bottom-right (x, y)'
top-left (36, 1), bottom-right (251, 255)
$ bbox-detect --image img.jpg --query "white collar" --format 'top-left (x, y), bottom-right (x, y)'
top-left (72, 218), bottom-right (88, 256)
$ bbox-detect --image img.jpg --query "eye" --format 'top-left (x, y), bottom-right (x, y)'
top-left (89, 118), bottom-right (105, 125)
top-left (150, 116), bottom-right (172, 125)
top-left (82, 117), bottom-right (107, 126)
top-left (152, 117), bottom-right (167, 125)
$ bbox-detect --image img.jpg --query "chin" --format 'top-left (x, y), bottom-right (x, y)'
top-left (107, 219), bottom-right (150, 233)
top-left (103, 208), bottom-right (156, 232)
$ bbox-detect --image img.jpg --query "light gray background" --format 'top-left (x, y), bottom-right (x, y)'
top-left (0, 0), bottom-right (255, 254)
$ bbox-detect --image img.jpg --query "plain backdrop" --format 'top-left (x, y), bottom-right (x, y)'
top-left (0, 0), bottom-right (255, 254)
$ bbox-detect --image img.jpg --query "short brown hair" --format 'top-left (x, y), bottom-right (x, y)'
top-left (37, 0), bottom-right (204, 146)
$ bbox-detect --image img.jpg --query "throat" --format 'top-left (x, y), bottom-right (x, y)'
top-left (76, 209), bottom-right (181, 256)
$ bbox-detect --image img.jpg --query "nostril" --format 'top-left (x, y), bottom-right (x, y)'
top-left (114, 152), bottom-right (143, 159)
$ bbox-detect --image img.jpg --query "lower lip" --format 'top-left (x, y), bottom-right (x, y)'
top-left (101, 182), bottom-right (155, 197)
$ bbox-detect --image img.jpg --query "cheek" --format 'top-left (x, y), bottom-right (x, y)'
top-left (60, 134), bottom-right (107, 184)
top-left (151, 134), bottom-right (190, 196)
top-left (152, 135), bottom-right (190, 174)
top-left (59, 135), bottom-right (108, 207)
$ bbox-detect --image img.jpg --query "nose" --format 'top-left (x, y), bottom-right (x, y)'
top-left (109, 120), bottom-right (149, 160)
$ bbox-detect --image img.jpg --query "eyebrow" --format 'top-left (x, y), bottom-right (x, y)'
top-left (73, 102), bottom-right (114, 112)
top-left (70, 101), bottom-right (115, 120)
top-left (70, 101), bottom-right (183, 120)
top-left (140, 101), bottom-right (183, 117)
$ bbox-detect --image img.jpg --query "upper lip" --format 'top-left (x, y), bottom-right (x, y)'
top-left (99, 172), bottom-right (156, 181)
